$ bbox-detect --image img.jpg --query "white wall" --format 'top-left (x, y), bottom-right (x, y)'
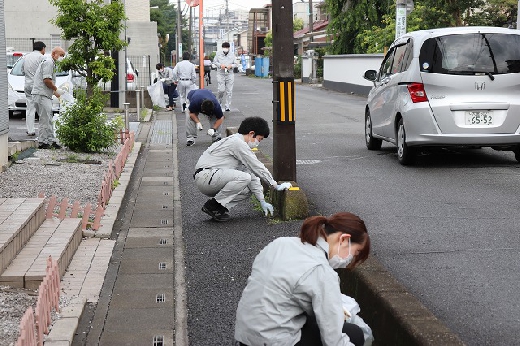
top-left (4, 0), bottom-right (59, 39)
top-left (322, 54), bottom-right (384, 96)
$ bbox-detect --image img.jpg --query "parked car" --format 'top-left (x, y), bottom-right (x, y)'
top-left (6, 48), bottom-right (26, 71)
top-left (99, 58), bottom-right (139, 91)
top-left (363, 26), bottom-right (520, 165)
top-left (7, 54), bottom-right (83, 116)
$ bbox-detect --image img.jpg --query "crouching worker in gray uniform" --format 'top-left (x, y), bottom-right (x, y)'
top-left (194, 116), bottom-right (292, 222)
top-left (186, 89), bottom-right (225, 146)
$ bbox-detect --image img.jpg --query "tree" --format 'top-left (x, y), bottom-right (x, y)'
top-left (150, 0), bottom-right (178, 65)
top-left (324, 0), bottom-right (391, 54)
top-left (49, 0), bottom-right (127, 96)
top-left (465, 0), bottom-right (518, 27)
top-left (294, 17), bottom-right (304, 31)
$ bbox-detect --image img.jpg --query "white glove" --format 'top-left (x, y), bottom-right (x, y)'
top-left (196, 122), bottom-right (203, 131)
top-left (207, 128), bottom-right (216, 136)
top-left (260, 201), bottom-right (274, 217)
top-left (56, 88), bottom-right (66, 96)
top-left (275, 182), bottom-right (292, 191)
top-left (160, 78), bottom-right (166, 82)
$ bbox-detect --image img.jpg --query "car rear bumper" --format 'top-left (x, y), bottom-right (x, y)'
top-left (408, 133), bottom-right (520, 147)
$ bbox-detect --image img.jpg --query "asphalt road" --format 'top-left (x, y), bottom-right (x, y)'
top-left (177, 75), bottom-right (520, 346)
top-left (10, 75), bottom-right (519, 345)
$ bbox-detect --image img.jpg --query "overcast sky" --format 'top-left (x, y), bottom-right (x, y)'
top-left (176, 0), bottom-right (271, 13)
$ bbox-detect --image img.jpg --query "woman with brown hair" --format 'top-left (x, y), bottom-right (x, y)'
top-left (235, 212), bottom-right (370, 346)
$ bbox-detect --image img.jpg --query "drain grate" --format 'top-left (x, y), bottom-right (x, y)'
top-left (159, 262), bottom-right (166, 270)
top-left (159, 239), bottom-right (167, 245)
top-left (156, 293), bottom-right (165, 303)
top-left (153, 335), bottom-right (164, 345)
top-left (160, 219), bottom-right (168, 225)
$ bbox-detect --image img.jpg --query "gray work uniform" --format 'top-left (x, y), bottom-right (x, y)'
top-left (32, 57), bottom-right (57, 145)
top-left (172, 60), bottom-right (197, 106)
top-left (212, 50), bottom-right (236, 109)
top-left (21, 50), bottom-right (44, 134)
top-left (235, 237), bottom-right (355, 346)
top-left (194, 133), bottom-right (276, 209)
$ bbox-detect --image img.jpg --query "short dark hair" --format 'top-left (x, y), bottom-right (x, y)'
top-left (156, 63), bottom-right (164, 70)
top-left (222, 42), bottom-right (230, 48)
top-left (33, 41), bottom-right (46, 51)
top-left (200, 99), bottom-right (214, 115)
top-left (182, 51), bottom-right (191, 60)
top-left (238, 117), bottom-right (270, 138)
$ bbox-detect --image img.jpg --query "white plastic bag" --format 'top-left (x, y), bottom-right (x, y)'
top-left (147, 81), bottom-right (166, 108)
top-left (342, 294), bottom-right (374, 346)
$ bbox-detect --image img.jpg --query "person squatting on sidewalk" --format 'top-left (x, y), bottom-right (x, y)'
top-left (21, 41), bottom-right (46, 136)
top-left (156, 63), bottom-right (178, 111)
top-left (185, 89), bottom-right (224, 146)
top-left (32, 46), bottom-right (66, 149)
top-left (212, 42), bottom-right (236, 112)
top-left (173, 51), bottom-right (197, 111)
top-left (193, 116), bottom-right (292, 222)
top-left (235, 212), bottom-right (371, 346)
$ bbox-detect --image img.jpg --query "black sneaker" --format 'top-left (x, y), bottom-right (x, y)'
top-left (201, 198), bottom-right (230, 222)
top-left (182, 103), bottom-right (187, 112)
top-left (225, 108), bottom-right (230, 112)
top-left (38, 143), bottom-right (51, 149)
top-left (186, 139), bottom-right (195, 146)
top-left (50, 142), bottom-right (62, 149)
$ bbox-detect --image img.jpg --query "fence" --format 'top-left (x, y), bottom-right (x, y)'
top-left (128, 55), bottom-right (153, 87)
top-left (37, 130), bottom-right (135, 232)
top-left (6, 37), bottom-right (72, 53)
top-left (16, 256), bottom-right (60, 346)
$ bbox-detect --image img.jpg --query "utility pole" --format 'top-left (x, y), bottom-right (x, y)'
top-left (272, 0), bottom-right (296, 181)
top-left (395, 0), bottom-right (407, 39)
top-left (517, 0), bottom-right (520, 29)
top-left (308, 0), bottom-right (312, 34)
top-left (177, 0), bottom-right (182, 64)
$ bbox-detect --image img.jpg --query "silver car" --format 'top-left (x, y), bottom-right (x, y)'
top-left (363, 26), bottom-right (520, 165)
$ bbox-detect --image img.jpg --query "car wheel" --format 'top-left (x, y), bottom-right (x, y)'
top-left (8, 110), bottom-right (13, 117)
top-left (397, 118), bottom-right (416, 165)
top-left (365, 109), bottom-right (382, 150)
top-left (513, 146), bottom-right (520, 163)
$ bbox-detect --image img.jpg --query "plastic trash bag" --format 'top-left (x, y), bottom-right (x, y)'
top-left (342, 294), bottom-right (374, 346)
top-left (147, 80), bottom-right (166, 108)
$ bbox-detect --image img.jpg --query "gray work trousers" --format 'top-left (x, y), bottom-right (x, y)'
top-left (24, 87), bottom-right (36, 134)
top-left (33, 94), bottom-right (56, 145)
top-left (194, 168), bottom-right (253, 209)
top-left (217, 72), bottom-right (234, 109)
top-left (178, 80), bottom-right (195, 106)
top-left (185, 110), bottom-right (222, 142)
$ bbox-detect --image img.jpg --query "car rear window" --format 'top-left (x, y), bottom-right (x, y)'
top-left (419, 33), bottom-right (520, 75)
top-left (10, 57), bottom-right (70, 77)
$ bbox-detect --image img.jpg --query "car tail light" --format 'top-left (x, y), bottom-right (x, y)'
top-left (13, 52), bottom-right (22, 57)
top-left (126, 73), bottom-right (134, 82)
top-left (407, 83), bottom-right (428, 103)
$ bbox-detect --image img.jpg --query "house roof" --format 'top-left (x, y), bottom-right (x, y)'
top-left (293, 20), bottom-right (329, 39)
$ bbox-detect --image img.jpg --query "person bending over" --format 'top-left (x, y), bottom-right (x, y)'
top-left (235, 212), bottom-right (371, 346)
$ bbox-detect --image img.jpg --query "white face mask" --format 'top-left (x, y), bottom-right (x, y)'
top-left (57, 56), bottom-right (65, 62)
top-left (328, 237), bottom-right (353, 269)
top-left (247, 138), bottom-right (259, 149)
top-left (222, 48), bottom-right (229, 54)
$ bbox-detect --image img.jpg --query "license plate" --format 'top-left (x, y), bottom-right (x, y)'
top-left (465, 111), bottom-right (493, 125)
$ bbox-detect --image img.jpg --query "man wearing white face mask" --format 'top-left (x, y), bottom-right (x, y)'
top-left (212, 42), bottom-right (236, 111)
top-left (32, 46), bottom-right (66, 149)
top-left (193, 116), bottom-right (292, 222)
top-left (235, 212), bottom-right (371, 346)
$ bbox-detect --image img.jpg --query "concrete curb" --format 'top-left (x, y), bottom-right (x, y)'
top-left (339, 257), bottom-right (466, 345)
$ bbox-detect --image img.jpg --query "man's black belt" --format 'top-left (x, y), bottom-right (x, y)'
top-left (180, 78), bottom-right (190, 81)
top-left (193, 167), bottom-right (209, 179)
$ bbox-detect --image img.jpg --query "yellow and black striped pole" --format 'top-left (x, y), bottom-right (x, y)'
top-left (272, 0), bottom-right (296, 182)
